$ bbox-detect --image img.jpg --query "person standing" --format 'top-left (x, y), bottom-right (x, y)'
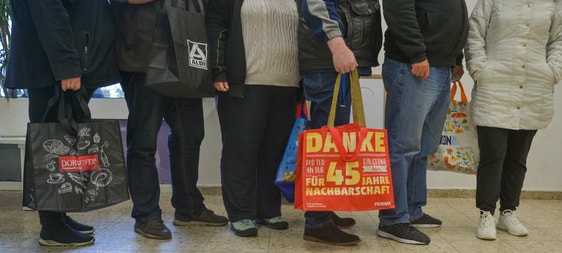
top-left (297, 0), bottom-right (383, 246)
top-left (465, 0), bottom-right (562, 240)
top-left (206, 0), bottom-right (299, 237)
top-left (111, 0), bottom-right (228, 240)
top-left (376, 0), bottom-right (468, 245)
top-left (6, 0), bottom-right (121, 246)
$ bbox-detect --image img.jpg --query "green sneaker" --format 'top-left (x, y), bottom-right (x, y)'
top-left (230, 219), bottom-right (257, 237)
top-left (256, 216), bottom-right (289, 230)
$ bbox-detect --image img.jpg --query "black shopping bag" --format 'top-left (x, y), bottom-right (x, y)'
top-left (22, 88), bottom-right (129, 212)
top-left (145, 0), bottom-right (214, 98)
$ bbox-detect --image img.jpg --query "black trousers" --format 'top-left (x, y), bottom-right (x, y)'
top-left (217, 85), bottom-right (298, 222)
top-left (476, 126), bottom-right (537, 215)
top-left (27, 86), bottom-right (96, 229)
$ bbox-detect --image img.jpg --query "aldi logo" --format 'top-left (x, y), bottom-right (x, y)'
top-left (187, 39), bottom-right (208, 70)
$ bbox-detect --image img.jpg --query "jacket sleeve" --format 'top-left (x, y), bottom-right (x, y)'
top-left (301, 0), bottom-right (342, 41)
top-left (546, 3), bottom-right (562, 84)
top-left (206, 0), bottom-right (229, 82)
top-left (382, 0), bottom-right (426, 63)
top-left (28, 0), bottom-right (81, 81)
top-left (464, 0), bottom-right (493, 82)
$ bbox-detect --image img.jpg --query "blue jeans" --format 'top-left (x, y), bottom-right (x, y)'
top-left (302, 70), bottom-right (351, 228)
top-left (120, 71), bottom-right (206, 223)
top-left (378, 58), bottom-right (451, 226)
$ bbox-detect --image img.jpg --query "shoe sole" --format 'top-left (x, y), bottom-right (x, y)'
top-left (38, 238), bottom-right (95, 247)
top-left (303, 235), bottom-right (360, 246)
top-left (134, 227), bottom-right (172, 240)
top-left (255, 219), bottom-right (289, 230)
top-left (496, 226), bottom-right (528, 237)
top-left (376, 229), bottom-right (429, 245)
top-left (411, 224), bottom-right (441, 228)
top-left (78, 229), bottom-right (95, 234)
top-left (476, 234), bottom-right (497, 240)
top-left (231, 228), bottom-right (258, 237)
top-left (173, 219), bottom-right (228, 226)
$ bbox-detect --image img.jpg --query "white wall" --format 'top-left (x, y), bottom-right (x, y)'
top-left (197, 0), bottom-right (562, 191)
top-left (65, 0), bottom-right (562, 192)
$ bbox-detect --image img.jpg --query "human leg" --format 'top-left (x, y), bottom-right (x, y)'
top-left (475, 126), bottom-right (509, 214)
top-left (407, 66), bottom-right (450, 225)
top-left (377, 58), bottom-right (450, 245)
top-left (474, 126), bottom-right (508, 240)
top-left (165, 97), bottom-right (227, 226)
top-left (496, 129), bottom-right (536, 237)
top-left (119, 71), bottom-right (170, 239)
top-left (301, 70), bottom-right (359, 245)
top-left (217, 86), bottom-right (276, 236)
top-left (254, 86), bottom-right (297, 230)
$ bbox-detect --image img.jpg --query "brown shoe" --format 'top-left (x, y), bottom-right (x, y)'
top-left (134, 220), bottom-right (172, 240)
top-left (304, 223), bottom-right (361, 246)
top-left (331, 212), bottom-right (356, 229)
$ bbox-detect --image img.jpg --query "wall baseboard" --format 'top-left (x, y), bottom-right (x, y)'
top-left (191, 186), bottom-right (562, 200)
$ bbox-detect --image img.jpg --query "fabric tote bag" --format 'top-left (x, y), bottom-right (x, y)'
top-left (145, 0), bottom-right (214, 98)
top-left (294, 70), bottom-right (395, 211)
top-left (428, 81), bottom-right (479, 174)
top-left (22, 88), bottom-right (129, 212)
top-left (275, 98), bottom-right (310, 203)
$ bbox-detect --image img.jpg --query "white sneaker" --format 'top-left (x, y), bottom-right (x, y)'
top-left (476, 211), bottom-right (496, 240)
top-left (497, 210), bottom-right (528, 236)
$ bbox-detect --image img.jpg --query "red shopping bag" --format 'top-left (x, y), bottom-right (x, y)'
top-left (294, 70), bottom-right (395, 211)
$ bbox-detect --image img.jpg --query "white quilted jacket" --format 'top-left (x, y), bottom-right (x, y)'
top-left (465, 0), bottom-right (562, 130)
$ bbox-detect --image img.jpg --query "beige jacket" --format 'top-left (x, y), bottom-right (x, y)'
top-left (465, 0), bottom-right (562, 130)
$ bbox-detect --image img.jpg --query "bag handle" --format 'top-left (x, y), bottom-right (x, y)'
top-left (326, 69), bottom-right (368, 161)
top-left (41, 85), bottom-right (92, 134)
top-left (327, 69), bottom-right (366, 128)
top-left (450, 80), bottom-right (468, 102)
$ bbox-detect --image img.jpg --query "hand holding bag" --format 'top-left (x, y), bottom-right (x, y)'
top-left (145, 0), bottom-right (214, 98)
top-left (22, 87), bottom-right (129, 212)
top-left (294, 70), bottom-right (395, 211)
top-left (428, 80), bottom-right (479, 174)
top-left (275, 98), bottom-right (310, 203)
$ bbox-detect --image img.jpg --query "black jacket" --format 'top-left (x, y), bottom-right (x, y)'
top-left (205, 0), bottom-right (246, 98)
top-left (382, 0), bottom-right (468, 66)
top-left (6, 0), bottom-right (120, 89)
top-left (298, 0), bottom-right (383, 72)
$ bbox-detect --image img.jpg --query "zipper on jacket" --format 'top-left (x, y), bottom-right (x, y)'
top-left (82, 32), bottom-right (90, 72)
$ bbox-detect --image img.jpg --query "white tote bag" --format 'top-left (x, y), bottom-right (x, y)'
top-left (428, 81), bottom-right (479, 174)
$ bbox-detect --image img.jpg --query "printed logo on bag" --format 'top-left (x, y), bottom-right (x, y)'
top-left (298, 128), bottom-right (395, 210)
top-left (58, 154), bottom-right (100, 173)
top-left (187, 39), bottom-right (207, 70)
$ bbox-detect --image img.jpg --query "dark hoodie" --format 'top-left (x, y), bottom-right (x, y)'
top-left (382, 0), bottom-right (468, 66)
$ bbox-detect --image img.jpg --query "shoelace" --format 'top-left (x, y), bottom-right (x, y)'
top-left (240, 219), bottom-right (253, 226)
top-left (480, 213), bottom-right (494, 228)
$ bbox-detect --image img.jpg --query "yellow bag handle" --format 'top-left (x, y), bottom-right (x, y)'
top-left (450, 80), bottom-right (468, 102)
top-left (327, 69), bottom-right (366, 128)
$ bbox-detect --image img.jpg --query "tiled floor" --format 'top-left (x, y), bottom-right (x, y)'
top-left (1, 190), bottom-right (561, 253)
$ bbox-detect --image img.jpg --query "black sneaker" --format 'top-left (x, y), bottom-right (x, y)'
top-left (134, 220), bottom-right (172, 240)
top-left (331, 212), bottom-right (356, 229)
top-left (411, 214), bottom-right (442, 228)
top-left (304, 223), bottom-right (361, 246)
top-left (39, 224), bottom-right (94, 247)
top-left (173, 208), bottom-right (228, 226)
top-left (64, 215), bottom-right (95, 234)
top-left (376, 223), bottom-right (430, 245)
